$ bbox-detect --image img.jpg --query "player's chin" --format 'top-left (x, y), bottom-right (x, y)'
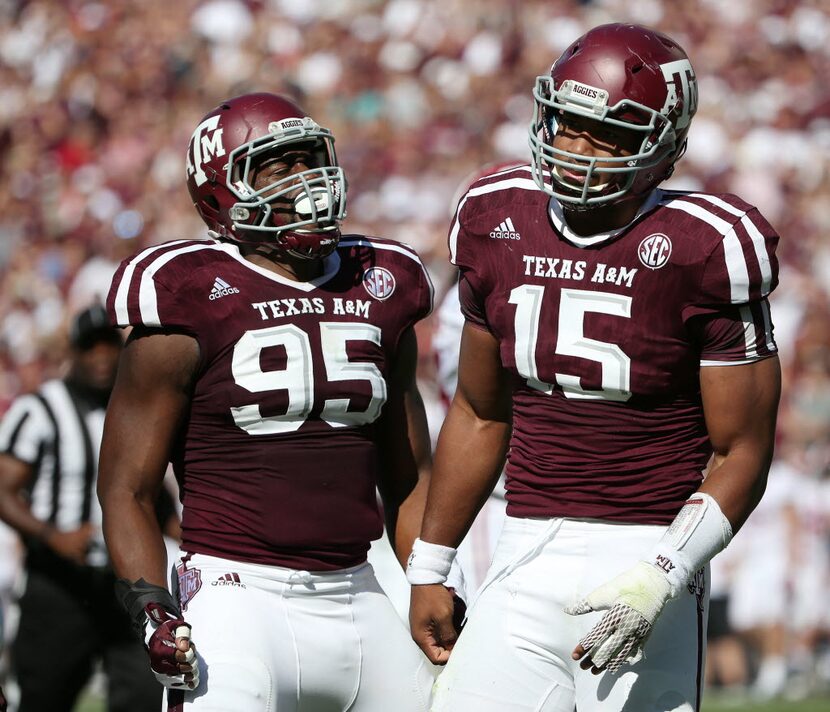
top-left (554, 175), bottom-right (620, 204)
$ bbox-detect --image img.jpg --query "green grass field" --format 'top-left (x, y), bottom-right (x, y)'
top-left (73, 691), bottom-right (830, 712)
top-left (703, 696), bottom-right (829, 712)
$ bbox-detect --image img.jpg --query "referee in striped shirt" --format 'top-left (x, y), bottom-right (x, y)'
top-left (0, 305), bottom-right (162, 711)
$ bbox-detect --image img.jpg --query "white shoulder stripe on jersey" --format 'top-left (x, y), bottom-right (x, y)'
top-left (739, 215), bottom-right (774, 296)
top-left (700, 300), bottom-right (777, 364)
top-left (449, 176), bottom-right (539, 263)
top-left (661, 198), bottom-right (750, 303)
top-left (449, 198), bottom-right (469, 265)
top-left (690, 194), bottom-right (774, 296)
top-left (339, 238), bottom-right (421, 264)
top-left (114, 240), bottom-right (193, 325)
top-left (478, 164), bottom-right (533, 181)
top-left (138, 243), bottom-right (228, 326)
top-left (760, 299), bottom-right (775, 352)
top-left (466, 176), bottom-right (539, 199)
top-left (689, 194), bottom-right (744, 217)
top-left (339, 239), bottom-right (435, 313)
top-left (739, 305), bottom-right (759, 359)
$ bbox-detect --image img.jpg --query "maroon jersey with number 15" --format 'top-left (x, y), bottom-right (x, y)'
top-left (107, 235), bottom-right (432, 570)
top-left (451, 164), bottom-right (779, 525)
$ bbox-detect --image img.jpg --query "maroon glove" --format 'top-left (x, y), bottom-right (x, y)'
top-left (116, 578), bottom-right (199, 689)
top-left (143, 602), bottom-right (199, 688)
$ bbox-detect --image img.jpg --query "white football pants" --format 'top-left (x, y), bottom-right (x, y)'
top-left (432, 516), bottom-right (709, 712)
top-left (164, 552), bottom-right (434, 712)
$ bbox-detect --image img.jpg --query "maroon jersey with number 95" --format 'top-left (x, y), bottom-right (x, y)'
top-left (451, 165), bottom-right (778, 524)
top-left (108, 236), bottom-right (432, 570)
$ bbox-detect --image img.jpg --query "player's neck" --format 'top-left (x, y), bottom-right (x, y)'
top-left (561, 196), bottom-right (645, 236)
top-left (242, 245), bottom-right (325, 282)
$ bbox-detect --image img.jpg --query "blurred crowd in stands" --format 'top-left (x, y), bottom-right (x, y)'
top-left (0, 0), bottom-right (828, 703)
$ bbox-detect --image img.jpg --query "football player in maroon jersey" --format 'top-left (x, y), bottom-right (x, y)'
top-left (408, 23), bottom-right (781, 712)
top-left (97, 93), bottom-right (437, 710)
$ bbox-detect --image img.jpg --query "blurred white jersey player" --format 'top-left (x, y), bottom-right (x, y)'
top-left (368, 281), bottom-right (506, 618)
top-left (432, 281), bottom-right (507, 598)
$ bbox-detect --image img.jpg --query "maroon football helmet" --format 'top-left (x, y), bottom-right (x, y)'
top-left (529, 23), bottom-right (698, 207)
top-left (186, 92), bottom-right (347, 258)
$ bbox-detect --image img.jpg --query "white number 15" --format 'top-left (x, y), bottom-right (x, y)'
top-left (508, 285), bottom-right (632, 402)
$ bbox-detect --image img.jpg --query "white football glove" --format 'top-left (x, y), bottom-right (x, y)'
top-left (567, 492), bottom-right (734, 674)
top-left (565, 561), bottom-right (673, 673)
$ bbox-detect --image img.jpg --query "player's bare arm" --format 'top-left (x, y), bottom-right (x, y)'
top-left (409, 320), bottom-right (512, 664)
top-left (375, 327), bottom-right (432, 569)
top-left (423, 322), bottom-right (512, 545)
top-left (697, 355), bottom-right (781, 530)
top-left (99, 327), bottom-right (199, 585)
top-left (570, 355), bottom-right (781, 674)
top-left (98, 326), bottom-right (201, 688)
top-left (0, 454), bottom-right (93, 564)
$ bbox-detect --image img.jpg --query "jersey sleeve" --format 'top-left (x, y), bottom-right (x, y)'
top-left (394, 241), bottom-right (433, 327)
top-left (449, 194), bottom-right (492, 332)
top-left (695, 203), bottom-right (779, 307)
top-left (0, 395), bottom-right (52, 464)
top-left (413, 251), bottom-right (434, 324)
top-left (458, 270), bottom-right (490, 331)
top-left (684, 200), bottom-right (780, 365)
top-left (106, 241), bottom-right (202, 337)
top-left (688, 299), bottom-right (777, 365)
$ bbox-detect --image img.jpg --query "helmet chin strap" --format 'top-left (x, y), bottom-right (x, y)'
top-left (282, 226), bottom-right (341, 261)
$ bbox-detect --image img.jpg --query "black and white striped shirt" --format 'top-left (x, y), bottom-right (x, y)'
top-left (0, 379), bottom-right (108, 567)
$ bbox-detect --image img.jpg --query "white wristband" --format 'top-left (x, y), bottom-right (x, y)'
top-left (444, 557), bottom-right (468, 603)
top-left (406, 537), bottom-right (457, 585)
top-left (646, 492), bottom-right (733, 597)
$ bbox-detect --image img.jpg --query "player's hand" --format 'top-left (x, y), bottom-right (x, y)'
top-left (565, 561), bottom-right (673, 674)
top-left (409, 583), bottom-right (459, 665)
top-left (43, 522), bottom-right (94, 564)
top-left (144, 602), bottom-right (200, 689)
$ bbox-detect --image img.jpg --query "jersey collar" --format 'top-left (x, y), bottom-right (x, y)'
top-left (548, 189), bottom-right (663, 248)
top-left (218, 242), bottom-right (342, 292)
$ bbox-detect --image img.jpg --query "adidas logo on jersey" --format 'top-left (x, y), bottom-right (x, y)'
top-left (209, 277), bottom-right (240, 300)
top-left (490, 217), bottom-right (521, 240)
